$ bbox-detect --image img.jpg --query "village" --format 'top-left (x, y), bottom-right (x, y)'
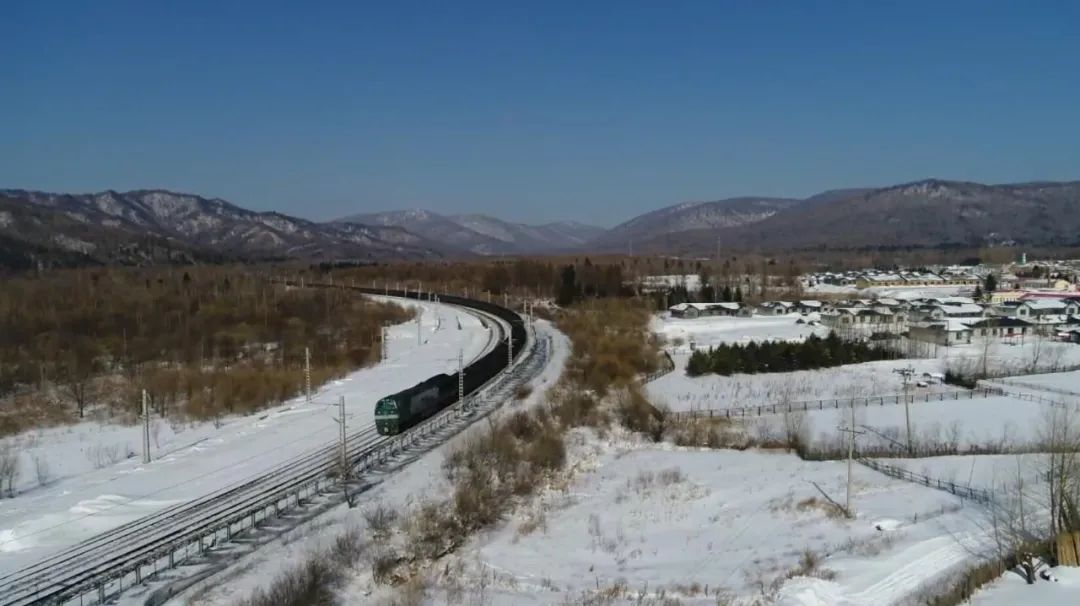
top-left (663, 258), bottom-right (1080, 349)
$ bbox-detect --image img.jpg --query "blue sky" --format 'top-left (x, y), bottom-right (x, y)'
top-left (4, 1), bottom-right (1079, 226)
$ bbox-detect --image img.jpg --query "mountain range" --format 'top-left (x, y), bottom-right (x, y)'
top-left (2, 178), bottom-right (1079, 270)
top-left (336, 210), bottom-right (603, 255)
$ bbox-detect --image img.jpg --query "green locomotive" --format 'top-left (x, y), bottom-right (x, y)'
top-left (374, 373), bottom-right (455, 435)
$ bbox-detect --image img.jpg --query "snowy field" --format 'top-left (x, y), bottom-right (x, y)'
top-left (0, 298), bottom-right (495, 576)
top-left (650, 356), bottom-right (957, 413)
top-left (650, 312), bottom-right (1080, 415)
top-left (874, 454), bottom-right (1048, 492)
top-left (437, 443), bottom-right (996, 606)
top-left (652, 313), bottom-right (826, 352)
top-left (752, 395), bottom-right (1051, 452)
top-left (991, 370), bottom-right (1080, 398)
top-left (941, 339), bottom-right (1080, 377)
top-left (165, 320), bottom-right (572, 606)
top-left (967, 566), bottom-right (1080, 605)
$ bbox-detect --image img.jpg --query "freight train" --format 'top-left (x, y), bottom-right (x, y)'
top-left (353, 288), bottom-right (526, 436)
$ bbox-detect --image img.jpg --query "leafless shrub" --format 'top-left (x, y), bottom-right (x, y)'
top-left (32, 454), bottom-right (50, 487)
top-left (405, 502), bottom-right (463, 561)
top-left (795, 496), bottom-right (846, 520)
top-left (86, 443), bottom-right (126, 469)
top-left (664, 416), bottom-right (750, 450)
top-left (236, 553), bottom-right (336, 606)
top-left (376, 574), bottom-right (428, 606)
top-left (514, 383), bottom-right (534, 401)
top-left (0, 446), bottom-right (20, 497)
top-left (656, 466), bottom-right (684, 486)
top-left (363, 503), bottom-right (399, 542)
top-left (236, 525), bottom-right (365, 606)
top-left (372, 549), bottom-right (403, 585)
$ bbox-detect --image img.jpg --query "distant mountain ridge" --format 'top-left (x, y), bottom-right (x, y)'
top-left (336, 210), bottom-right (604, 255)
top-left (626, 179), bottom-right (1080, 254)
top-left (587, 196), bottom-right (801, 251)
top-left (4, 177), bottom-right (1080, 270)
top-left (0, 189), bottom-right (446, 269)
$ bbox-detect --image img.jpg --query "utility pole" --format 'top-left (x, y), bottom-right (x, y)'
top-left (141, 389), bottom-right (150, 464)
top-left (381, 323), bottom-right (389, 362)
top-left (838, 406), bottom-right (865, 518)
top-left (417, 309), bottom-right (423, 346)
top-left (305, 347), bottom-right (312, 402)
top-left (893, 365), bottom-right (915, 455)
top-left (332, 395), bottom-right (353, 507)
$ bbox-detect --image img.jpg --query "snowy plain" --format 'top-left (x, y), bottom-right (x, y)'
top-left (0, 298), bottom-right (494, 576)
top-left (650, 312), bottom-right (1080, 415)
top-left (436, 442), bottom-right (996, 606)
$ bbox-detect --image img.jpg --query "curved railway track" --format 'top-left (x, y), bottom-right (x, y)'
top-left (0, 285), bottom-right (534, 606)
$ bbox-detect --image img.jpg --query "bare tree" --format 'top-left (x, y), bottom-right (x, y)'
top-left (33, 454), bottom-right (50, 487)
top-left (1039, 406), bottom-right (1080, 552)
top-left (985, 456), bottom-right (1052, 584)
top-left (1028, 330), bottom-right (1046, 374)
top-left (61, 339), bottom-right (101, 419)
top-left (0, 446), bottom-right (21, 497)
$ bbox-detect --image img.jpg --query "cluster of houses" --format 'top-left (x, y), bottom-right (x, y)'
top-left (804, 268), bottom-right (982, 289)
top-left (668, 293), bottom-right (1080, 347)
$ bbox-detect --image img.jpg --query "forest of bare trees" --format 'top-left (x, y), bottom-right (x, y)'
top-left (0, 266), bottom-right (412, 435)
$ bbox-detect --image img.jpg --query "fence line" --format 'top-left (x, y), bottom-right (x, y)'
top-left (668, 387), bottom-right (1006, 420)
top-left (992, 377), bottom-right (1080, 399)
top-left (992, 388), bottom-right (1080, 411)
top-left (970, 362), bottom-right (1080, 381)
top-left (643, 350), bottom-right (676, 383)
top-left (857, 458), bottom-right (994, 504)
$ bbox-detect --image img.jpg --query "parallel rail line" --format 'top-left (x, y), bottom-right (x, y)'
top-left (0, 286), bottom-right (533, 606)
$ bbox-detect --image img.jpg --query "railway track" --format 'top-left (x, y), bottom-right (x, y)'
top-left (0, 288), bottom-right (535, 606)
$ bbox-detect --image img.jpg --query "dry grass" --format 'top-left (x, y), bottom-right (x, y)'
top-left (795, 496), bottom-right (848, 520)
top-left (236, 526), bottom-right (364, 606)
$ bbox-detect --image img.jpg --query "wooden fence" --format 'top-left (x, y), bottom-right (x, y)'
top-left (1057, 532), bottom-right (1080, 567)
top-left (857, 458), bottom-right (994, 504)
top-left (668, 387), bottom-right (1006, 420)
top-left (642, 351), bottom-right (676, 383)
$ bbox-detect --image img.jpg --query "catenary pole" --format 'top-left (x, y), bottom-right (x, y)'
top-left (142, 389), bottom-right (150, 464)
top-left (305, 347), bottom-right (312, 402)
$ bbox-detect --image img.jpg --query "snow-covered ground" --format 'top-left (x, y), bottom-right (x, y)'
top-left (874, 454), bottom-right (1047, 492)
top-left (0, 298), bottom-right (494, 576)
top-left (649, 313), bottom-right (1080, 415)
top-left (991, 370), bottom-right (1080, 398)
top-left (652, 313), bottom-right (826, 352)
top-left (941, 339), bottom-right (1080, 376)
top-left (967, 565), bottom-right (1080, 605)
top-left (435, 441), bottom-right (995, 606)
top-left (752, 395), bottom-right (1051, 452)
top-left (650, 356), bottom-right (957, 413)
top-left (170, 319), bottom-right (572, 606)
